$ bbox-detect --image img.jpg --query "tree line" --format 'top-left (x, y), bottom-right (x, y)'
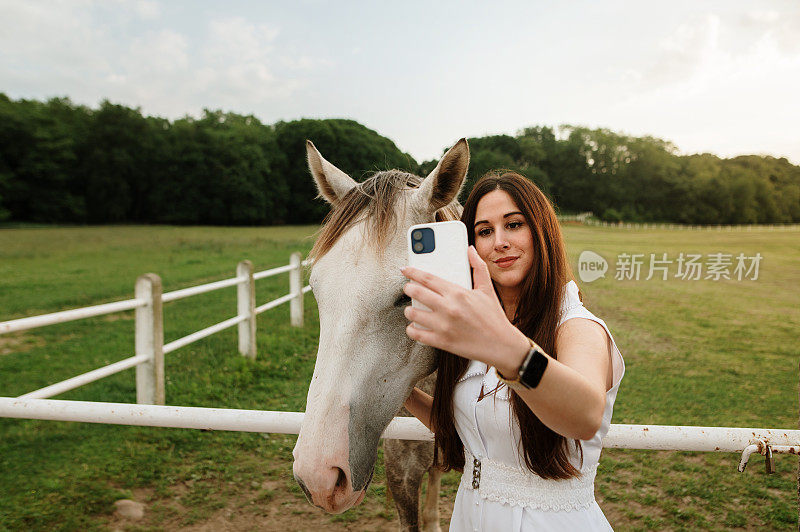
top-left (446, 127), bottom-right (800, 224)
top-left (1, 94), bottom-right (798, 225)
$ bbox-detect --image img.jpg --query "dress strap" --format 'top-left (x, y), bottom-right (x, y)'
top-left (463, 450), bottom-right (597, 511)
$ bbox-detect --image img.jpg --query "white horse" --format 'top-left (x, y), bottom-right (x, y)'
top-left (292, 139), bottom-right (470, 531)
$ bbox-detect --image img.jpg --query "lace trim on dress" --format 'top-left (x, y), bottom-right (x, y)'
top-left (463, 450), bottom-right (597, 511)
top-left (456, 370), bottom-right (486, 383)
top-left (559, 301), bottom-right (584, 320)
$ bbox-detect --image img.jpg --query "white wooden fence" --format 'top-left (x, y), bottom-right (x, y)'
top-left (1, 253), bottom-right (798, 479)
top-left (0, 396), bottom-right (797, 460)
top-left (580, 219), bottom-right (800, 231)
top-left (555, 212), bottom-right (800, 231)
top-left (0, 254), bottom-right (311, 404)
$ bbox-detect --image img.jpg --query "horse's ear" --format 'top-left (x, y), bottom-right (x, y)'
top-left (413, 138), bottom-right (469, 214)
top-left (306, 140), bottom-right (358, 204)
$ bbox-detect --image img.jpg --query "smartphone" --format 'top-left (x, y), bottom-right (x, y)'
top-left (407, 221), bottom-right (472, 330)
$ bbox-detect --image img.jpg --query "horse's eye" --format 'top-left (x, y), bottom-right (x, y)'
top-left (394, 293), bottom-right (411, 307)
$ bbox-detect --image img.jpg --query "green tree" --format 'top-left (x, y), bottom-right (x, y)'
top-left (274, 119), bottom-right (417, 224)
top-left (0, 95), bottom-right (88, 222)
top-left (1, 93), bottom-right (798, 227)
top-left (151, 110), bottom-right (285, 225)
top-left (79, 101), bottom-right (160, 223)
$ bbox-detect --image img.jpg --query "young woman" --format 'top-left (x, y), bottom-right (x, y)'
top-left (401, 171), bottom-right (625, 531)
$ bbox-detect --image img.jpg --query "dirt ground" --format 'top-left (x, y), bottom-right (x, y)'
top-left (100, 450), bottom-right (785, 531)
top-left (103, 481), bottom-right (778, 532)
top-left (101, 473), bottom-right (654, 532)
top-left (104, 471), bottom-right (456, 532)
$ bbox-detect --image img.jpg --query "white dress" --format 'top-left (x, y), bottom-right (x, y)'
top-left (449, 280), bottom-right (625, 532)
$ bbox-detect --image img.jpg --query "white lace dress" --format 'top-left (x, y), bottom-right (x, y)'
top-left (449, 280), bottom-right (625, 532)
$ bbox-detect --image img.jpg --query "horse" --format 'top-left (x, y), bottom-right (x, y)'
top-left (292, 138), bottom-right (470, 531)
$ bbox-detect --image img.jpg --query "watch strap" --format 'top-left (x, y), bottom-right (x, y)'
top-left (496, 337), bottom-right (549, 391)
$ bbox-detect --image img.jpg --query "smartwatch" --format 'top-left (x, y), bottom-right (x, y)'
top-left (496, 337), bottom-right (549, 391)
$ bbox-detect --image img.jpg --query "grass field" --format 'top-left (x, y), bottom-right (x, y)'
top-left (0, 224), bottom-right (798, 531)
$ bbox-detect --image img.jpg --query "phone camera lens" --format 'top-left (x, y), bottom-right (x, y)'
top-left (412, 230), bottom-right (422, 241)
top-left (413, 242), bottom-right (424, 252)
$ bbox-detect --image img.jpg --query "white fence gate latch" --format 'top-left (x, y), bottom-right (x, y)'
top-left (738, 440), bottom-right (777, 474)
top-left (763, 443), bottom-right (774, 474)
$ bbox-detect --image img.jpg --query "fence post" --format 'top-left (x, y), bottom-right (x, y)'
top-left (135, 274), bottom-right (164, 405)
top-left (237, 260), bottom-right (257, 359)
top-left (290, 252), bottom-right (304, 327)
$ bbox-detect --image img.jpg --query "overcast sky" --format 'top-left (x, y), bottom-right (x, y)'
top-left (2, 0), bottom-right (798, 163)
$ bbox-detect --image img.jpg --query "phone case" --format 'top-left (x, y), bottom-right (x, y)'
top-left (407, 221), bottom-right (472, 328)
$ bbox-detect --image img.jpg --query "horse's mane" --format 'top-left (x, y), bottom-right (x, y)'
top-left (308, 170), bottom-right (462, 262)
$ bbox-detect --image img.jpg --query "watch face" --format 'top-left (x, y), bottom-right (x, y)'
top-left (521, 349), bottom-right (548, 389)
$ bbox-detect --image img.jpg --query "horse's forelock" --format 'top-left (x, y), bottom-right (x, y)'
top-left (309, 170), bottom-right (423, 262)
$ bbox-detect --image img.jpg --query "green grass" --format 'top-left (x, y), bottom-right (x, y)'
top-left (0, 224), bottom-right (798, 531)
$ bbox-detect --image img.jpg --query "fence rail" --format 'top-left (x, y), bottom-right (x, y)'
top-left (163, 314), bottom-right (247, 354)
top-left (1, 397), bottom-right (797, 466)
top-left (17, 355), bottom-right (150, 400)
top-left (575, 219), bottom-right (800, 232)
top-left (0, 298), bottom-right (146, 335)
top-left (555, 212), bottom-right (800, 232)
top-left (0, 397), bottom-right (430, 440)
top-left (162, 275), bottom-right (243, 303)
top-left (0, 253), bottom-right (311, 406)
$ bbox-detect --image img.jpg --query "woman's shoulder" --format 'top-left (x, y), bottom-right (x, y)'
top-left (557, 280), bottom-right (626, 392)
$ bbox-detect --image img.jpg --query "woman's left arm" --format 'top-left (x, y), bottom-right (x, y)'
top-left (402, 246), bottom-right (609, 441)
top-left (505, 318), bottom-right (610, 441)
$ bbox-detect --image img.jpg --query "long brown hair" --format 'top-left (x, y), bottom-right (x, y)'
top-left (430, 170), bottom-right (584, 479)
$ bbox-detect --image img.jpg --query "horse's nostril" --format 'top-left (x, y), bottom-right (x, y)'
top-left (335, 467), bottom-right (348, 490)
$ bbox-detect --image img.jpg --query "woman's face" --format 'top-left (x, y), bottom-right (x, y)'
top-left (472, 189), bottom-right (534, 291)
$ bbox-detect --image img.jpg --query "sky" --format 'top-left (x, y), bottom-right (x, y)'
top-left (1, 0), bottom-right (799, 164)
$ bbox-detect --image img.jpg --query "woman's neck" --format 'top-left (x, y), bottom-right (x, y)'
top-left (496, 285), bottom-right (521, 321)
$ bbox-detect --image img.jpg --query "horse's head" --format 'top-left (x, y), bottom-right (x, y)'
top-left (292, 139), bottom-right (469, 513)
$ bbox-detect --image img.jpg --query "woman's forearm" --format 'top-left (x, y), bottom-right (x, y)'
top-left (496, 328), bottom-right (605, 441)
top-left (404, 387), bottom-right (434, 432)
top-left (512, 356), bottom-right (606, 441)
